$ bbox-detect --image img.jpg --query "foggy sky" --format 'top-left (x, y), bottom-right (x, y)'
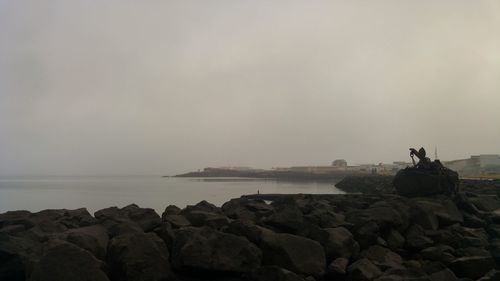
top-left (1, 1), bottom-right (500, 176)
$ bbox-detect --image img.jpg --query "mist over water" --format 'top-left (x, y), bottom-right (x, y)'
top-left (0, 176), bottom-right (343, 214)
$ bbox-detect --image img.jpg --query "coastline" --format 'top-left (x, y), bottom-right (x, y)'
top-left (2, 179), bottom-right (500, 280)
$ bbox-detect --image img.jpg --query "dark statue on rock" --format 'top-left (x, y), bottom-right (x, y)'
top-left (393, 147), bottom-right (459, 197)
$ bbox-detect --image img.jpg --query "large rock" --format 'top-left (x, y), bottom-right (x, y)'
top-left (221, 198), bottom-right (273, 222)
top-left (347, 205), bottom-right (404, 233)
top-left (298, 199), bottom-right (346, 228)
top-left (327, 257), bottom-right (349, 275)
top-left (347, 258), bottom-right (382, 281)
top-left (172, 226), bottom-right (262, 273)
top-left (298, 223), bottom-right (357, 260)
top-left (162, 205), bottom-right (181, 218)
top-left (260, 230), bottom-right (326, 276)
top-left (119, 204), bottom-right (161, 232)
top-left (29, 241), bottom-right (109, 281)
top-left (393, 168), bottom-right (458, 197)
top-left (0, 209), bottom-right (96, 236)
top-left (181, 200), bottom-right (224, 216)
top-left (322, 227), bottom-right (358, 260)
top-left (184, 210), bottom-right (229, 229)
top-left (405, 224), bottom-right (434, 250)
top-left (468, 195), bottom-right (500, 212)
top-left (384, 229), bottom-right (405, 250)
top-left (62, 225), bottom-right (108, 260)
top-left (411, 198), bottom-right (463, 229)
top-left (419, 245), bottom-right (455, 263)
top-left (107, 232), bottom-right (173, 281)
top-left (477, 270), bottom-right (500, 281)
top-left (352, 221), bottom-right (380, 250)
top-left (95, 204), bottom-right (161, 232)
top-left (449, 256), bottom-right (496, 279)
top-left (429, 268), bottom-right (458, 281)
top-left (225, 220), bottom-right (268, 245)
top-left (263, 204), bottom-right (304, 233)
top-left (152, 222), bottom-right (175, 250)
top-left (375, 268), bottom-right (431, 281)
top-left (0, 211), bottom-right (33, 230)
top-left (0, 234), bottom-right (42, 281)
top-left (95, 206), bottom-right (154, 238)
top-left (163, 214), bottom-right (191, 228)
top-left (361, 245), bottom-right (403, 270)
top-left (247, 266), bottom-right (306, 281)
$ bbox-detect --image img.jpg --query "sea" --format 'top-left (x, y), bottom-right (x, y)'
top-left (0, 176), bottom-right (344, 214)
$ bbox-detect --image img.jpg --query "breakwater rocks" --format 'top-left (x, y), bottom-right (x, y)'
top-left (2, 192), bottom-right (500, 281)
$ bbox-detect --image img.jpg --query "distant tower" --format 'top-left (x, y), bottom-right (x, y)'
top-left (434, 147), bottom-right (439, 160)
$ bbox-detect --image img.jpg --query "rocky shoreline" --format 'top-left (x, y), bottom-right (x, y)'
top-left (2, 184), bottom-right (500, 280)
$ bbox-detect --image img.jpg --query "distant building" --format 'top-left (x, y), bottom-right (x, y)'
top-left (445, 154), bottom-right (500, 176)
top-left (332, 159), bottom-right (348, 167)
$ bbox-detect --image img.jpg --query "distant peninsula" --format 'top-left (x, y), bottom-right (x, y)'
top-left (172, 162), bottom-right (397, 180)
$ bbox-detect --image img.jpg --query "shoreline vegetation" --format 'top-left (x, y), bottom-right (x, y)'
top-left (2, 177), bottom-right (500, 280)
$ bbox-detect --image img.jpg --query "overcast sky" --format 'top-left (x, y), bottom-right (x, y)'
top-left (1, 1), bottom-right (499, 175)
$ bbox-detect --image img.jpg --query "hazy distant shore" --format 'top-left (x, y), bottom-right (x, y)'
top-left (173, 168), bottom-right (372, 181)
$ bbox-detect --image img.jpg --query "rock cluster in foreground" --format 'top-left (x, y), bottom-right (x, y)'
top-left (2, 191), bottom-right (500, 281)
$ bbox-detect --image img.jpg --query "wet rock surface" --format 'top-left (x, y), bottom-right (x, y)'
top-left (2, 178), bottom-right (500, 281)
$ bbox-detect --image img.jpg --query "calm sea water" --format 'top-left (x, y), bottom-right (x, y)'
top-left (0, 176), bottom-right (343, 214)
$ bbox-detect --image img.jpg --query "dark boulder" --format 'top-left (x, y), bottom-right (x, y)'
top-left (29, 241), bottom-right (109, 281)
top-left (262, 204), bottom-right (304, 233)
top-left (347, 205), bottom-right (404, 233)
top-left (0, 234), bottom-right (42, 281)
top-left (225, 220), bottom-right (268, 245)
top-left (327, 257), bottom-right (349, 275)
top-left (95, 204), bottom-right (161, 233)
top-left (222, 198), bottom-right (273, 222)
top-left (162, 205), bottom-right (181, 218)
top-left (361, 245), bottom-right (403, 270)
top-left (468, 195), bottom-right (500, 212)
top-left (351, 221), bottom-right (380, 250)
top-left (247, 266), bottom-right (306, 281)
top-left (477, 270), bottom-right (500, 281)
top-left (405, 224), bottom-right (434, 250)
top-left (184, 210), bottom-right (229, 229)
top-left (62, 224), bottom-right (108, 260)
top-left (260, 230), bottom-right (326, 277)
top-left (323, 227), bottom-right (359, 260)
top-left (181, 200), bottom-right (224, 216)
top-left (347, 258), bottom-right (382, 281)
top-left (384, 229), bottom-right (405, 250)
top-left (0, 209), bottom-right (94, 236)
top-left (449, 256), bottom-right (496, 279)
top-left (411, 198), bottom-right (463, 229)
top-left (0, 211), bottom-right (33, 230)
top-left (393, 168), bottom-right (458, 197)
top-left (163, 214), bottom-right (191, 228)
top-left (429, 268), bottom-right (458, 281)
top-left (419, 245), bottom-right (455, 263)
top-left (107, 232), bottom-right (173, 281)
top-left (375, 268), bottom-right (431, 281)
top-left (152, 222), bottom-right (175, 250)
top-left (172, 226), bottom-right (262, 273)
top-left (120, 204), bottom-right (162, 232)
